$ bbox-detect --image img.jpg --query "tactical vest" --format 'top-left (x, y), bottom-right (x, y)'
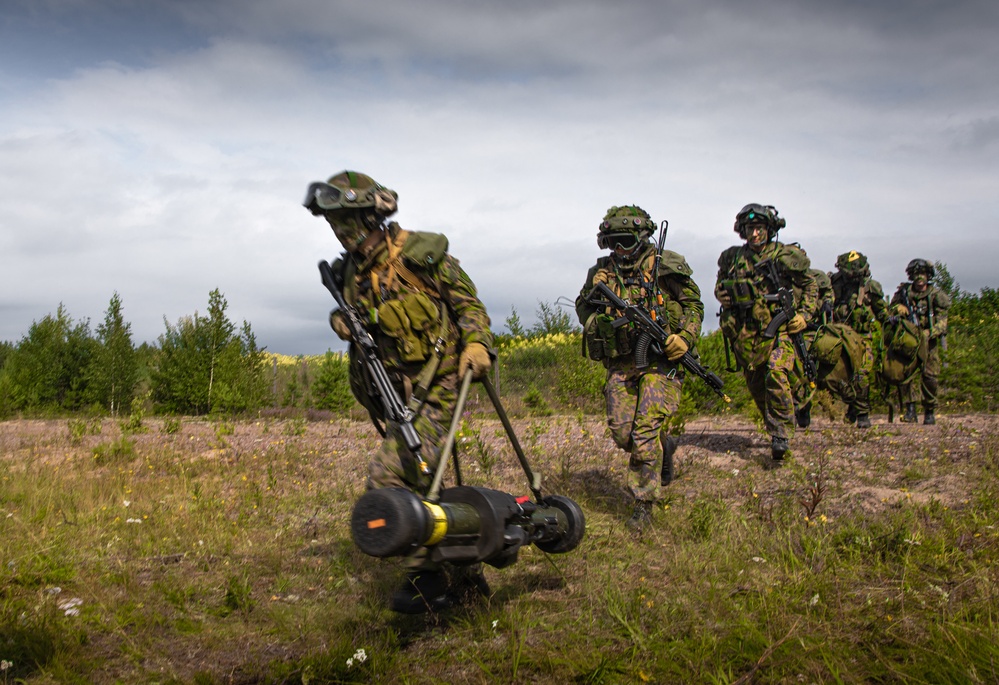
top-left (582, 247), bottom-right (687, 362)
top-left (340, 228), bottom-right (453, 369)
top-left (831, 275), bottom-right (880, 335)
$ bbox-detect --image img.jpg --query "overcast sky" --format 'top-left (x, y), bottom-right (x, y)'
top-left (2, 0), bottom-right (997, 355)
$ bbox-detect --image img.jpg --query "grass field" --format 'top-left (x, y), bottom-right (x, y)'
top-left (2, 410), bottom-right (998, 684)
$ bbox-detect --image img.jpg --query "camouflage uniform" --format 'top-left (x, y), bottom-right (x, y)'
top-left (305, 170), bottom-right (493, 612)
top-left (330, 224), bottom-right (493, 492)
top-left (827, 251), bottom-right (887, 424)
top-left (575, 206), bottom-right (703, 524)
top-left (889, 260), bottom-right (950, 423)
top-left (715, 205), bottom-right (817, 456)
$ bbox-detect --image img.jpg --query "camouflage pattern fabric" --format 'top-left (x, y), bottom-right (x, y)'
top-left (331, 223), bottom-right (493, 570)
top-left (744, 337), bottom-right (798, 440)
top-left (575, 240), bottom-right (703, 504)
top-left (715, 240), bottom-right (817, 441)
top-left (825, 267), bottom-right (887, 417)
top-left (889, 283), bottom-right (950, 410)
top-left (604, 358), bottom-right (683, 502)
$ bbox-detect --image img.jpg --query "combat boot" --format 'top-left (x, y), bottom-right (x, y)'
top-left (845, 406), bottom-right (858, 425)
top-left (771, 436), bottom-right (790, 463)
top-left (856, 414), bottom-right (872, 429)
top-left (447, 564), bottom-right (491, 606)
top-left (924, 408), bottom-right (936, 425)
top-left (626, 501), bottom-right (653, 532)
top-left (901, 403), bottom-right (918, 423)
top-left (795, 401), bottom-right (812, 429)
top-left (389, 570), bottom-right (449, 614)
top-left (660, 436), bottom-right (678, 486)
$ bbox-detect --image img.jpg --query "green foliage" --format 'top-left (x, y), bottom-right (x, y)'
top-left (85, 291), bottom-right (139, 416)
top-left (92, 436), bottom-right (137, 466)
top-left (151, 289), bottom-right (268, 415)
top-left (940, 286), bottom-right (999, 411)
top-left (311, 351), bottom-right (355, 413)
top-left (0, 304), bottom-right (96, 415)
top-left (529, 300), bottom-right (578, 337)
top-left (505, 305), bottom-right (527, 337)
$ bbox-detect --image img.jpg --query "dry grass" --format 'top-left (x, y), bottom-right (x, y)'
top-left (2, 411), bottom-right (998, 683)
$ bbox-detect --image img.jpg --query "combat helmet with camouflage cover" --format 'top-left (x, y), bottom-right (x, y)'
top-left (905, 258), bottom-right (934, 280)
top-left (733, 203), bottom-right (785, 241)
top-left (835, 250), bottom-right (870, 280)
top-left (597, 204), bottom-right (656, 246)
top-left (303, 171), bottom-right (399, 250)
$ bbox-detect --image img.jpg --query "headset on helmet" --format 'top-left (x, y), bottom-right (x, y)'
top-left (734, 203), bottom-right (785, 240)
top-left (905, 258), bottom-right (934, 280)
top-left (596, 205), bottom-right (656, 251)
top-left (303, 170), bottom-right (398, 217)
top-left (835, 250), bottom-right (870, 278)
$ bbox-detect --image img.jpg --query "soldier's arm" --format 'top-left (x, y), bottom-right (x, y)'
top-left (664, 275), bottom-right (704, 347)
top-left (868, 279), bottom-right (889, 324)
top-left (575, 264), bottom-right (602, 325)
top-left (785, 250), bottom-right (817, 322)
top-left (931, 290), bottom-right (951, 338)
top-left (658, 251), bottom-right (703, 346)
top-left (437, 254), bottom-right (494, 349)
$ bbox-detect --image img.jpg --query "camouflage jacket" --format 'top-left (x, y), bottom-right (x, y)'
top-left (330, 223), bottom-right (493, 376)
top-left (809, 268), bottom-right (833, 328)
top-left (890, 283), bottom-right (950, 339)
top-left (715, 241), bottom-right (817, 368)
top-left (575, 244), bottom-right (704, 364)
top-left (830, 273), bottom-right (888, 336)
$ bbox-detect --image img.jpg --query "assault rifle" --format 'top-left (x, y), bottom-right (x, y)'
top-left (586, 281), bottom-right (730, 402)
top-left (755, 258), bottom-right (818, 384)
top-left (319, 259), bottom-right (429, 475)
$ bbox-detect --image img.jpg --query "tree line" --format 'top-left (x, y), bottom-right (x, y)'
top-left (1, 263), bottom-right (996, 420)
top-left (0, 289), bottom-right (352, 419)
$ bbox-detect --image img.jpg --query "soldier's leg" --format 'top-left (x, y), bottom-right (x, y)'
top-left (922, 343), bottom-right (941, 423)
top-left (743, 366), bottom-right (769, 425)
top-left (627, 363), bottom-right (682, 503)
top-left (764, 339), bottom-right (796, 441)
top-left (604, 366), bottom-right (638, 452)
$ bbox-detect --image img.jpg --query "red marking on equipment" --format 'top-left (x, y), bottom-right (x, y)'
top-left (367, 519), bottom-right (387, 529)
top-left (515, 496), bottom-right (530, 504)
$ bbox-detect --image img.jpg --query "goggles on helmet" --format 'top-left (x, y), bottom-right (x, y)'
top-left (303, 181), bottom-right (370, 215)
top-left (599, 232), bottom-right (641, 251)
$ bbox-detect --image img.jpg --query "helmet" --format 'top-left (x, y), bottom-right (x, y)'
top-left (596, 205), bottom-right (656, 252)
top-left (303, 170), bottom-right (398, 250)
top-left (905, 258), bottom-right (934, 280)
top-left (835, 250), bottom-right (870, 279)
top-left (733, 203), bottom-right (785, 241)
top-left (303, 170), bottom-right (398, 216)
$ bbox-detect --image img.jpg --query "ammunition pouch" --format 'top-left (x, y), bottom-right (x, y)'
top-left (377, 292), bottom-right (441, 363)
top-left (582, 313), bottom-right (630, 362)
top-left (719, 278), bottom-right (757, 310)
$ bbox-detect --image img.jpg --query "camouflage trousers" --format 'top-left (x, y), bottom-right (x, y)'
top-left (367, 370), bottom-right (460, 571)
top-left (899, 338), bottom-right (943, 410)
top-left (822, 337), bottom-right (874, 416)
top-left (742, 337), bottom-right (797, 440)
top-left (604, 358), bottom-right (682, 503)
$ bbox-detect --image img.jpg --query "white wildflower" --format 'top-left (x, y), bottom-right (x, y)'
top-left (751, 556), bottom-right (766, 563)
top-left (123, 500), bottom-right (131, 508)
top-left (1, 660), bottom-right (12, 671)
top-left (126, 518), bottom-right (142, 524)
top-left (58, 597), bottom-right (83, 616)
top-left (809, 594), bottom-right (820, 606)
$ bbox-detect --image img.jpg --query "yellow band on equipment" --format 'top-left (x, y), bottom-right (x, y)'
top-left (423, 502), bottom-right (448, 546)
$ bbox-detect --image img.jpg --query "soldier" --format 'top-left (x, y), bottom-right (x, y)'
top-left (828, 251), bottom-right (887, 429)
top-left (790, 267), bottom-right (832, 429)
top-left (889, 259), bottom-right (950, 424)
top-left (303, 170), bottom-right (494, 613)
top-left (575, 206), bottom-right (703, 531)
top-left (715, 204), bottom-right (817, 464)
